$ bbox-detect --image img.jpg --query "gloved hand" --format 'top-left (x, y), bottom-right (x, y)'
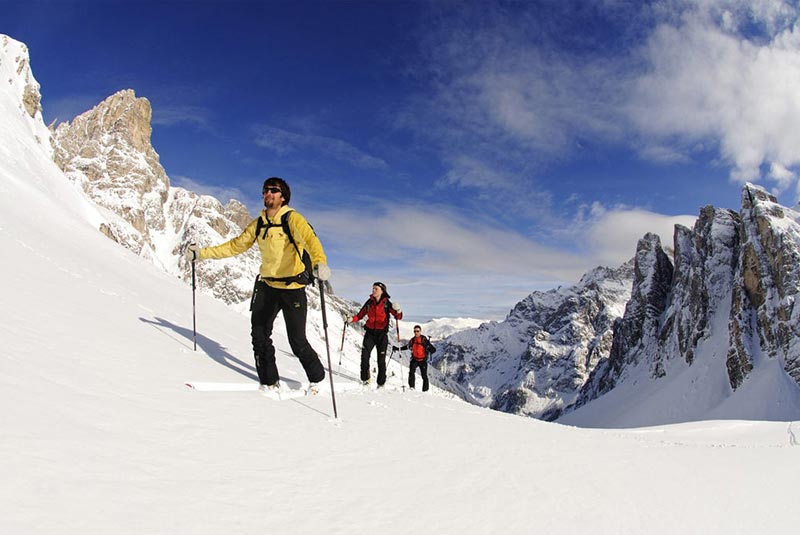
top-left (185, 243), bottom-right (201, 262)
top-left (392, 302), bottom-right (401, 313)
top-left (314, 263), bottom-right (331, 281)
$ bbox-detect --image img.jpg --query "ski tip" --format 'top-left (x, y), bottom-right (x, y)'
top-left (185, 383), bottom-right (196, 390)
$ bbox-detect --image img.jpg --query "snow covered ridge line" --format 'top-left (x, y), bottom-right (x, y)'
top-left (435, 183), bottom-right (800, 428)
top-left (433, 260), bottom-right (635, 421)
top-left (0, 35), bottom-right (53, 160)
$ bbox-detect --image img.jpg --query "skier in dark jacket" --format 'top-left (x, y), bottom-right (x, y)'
top-left (400, 325), bottom-right (436, 391)
top-left (350, 282), bottom-right (402, 387)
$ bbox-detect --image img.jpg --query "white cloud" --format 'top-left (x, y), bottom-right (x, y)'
top-left (627, 0), bottom-right (800, 188)
top-left (152, 104), bottom-right (211, 129)
top-left (317, 202), bottom-right (587, 278)
top-left (316, 198), bottom-right (697, 321)
top-left (253, 125), bottom-right (388, 170)
top-left (414, 14), bottom-right (624, 162)
top-left (171, 175), bottom-right (246, 207)
top-left (432, 155), bottom-right (556, 222)
top-left (577, 205), bottom-right (697, 267)
top-left (43, 94), bottom-right (104, 125)
top-left (313, 201), bottom-right (593, 320)
top-left (411, 1), bottom-right (800, 202)
top-left (769, 162), bottom-right (796, 193)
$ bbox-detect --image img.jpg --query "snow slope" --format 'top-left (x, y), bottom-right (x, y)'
top-left (1, 34), bottom-right (799, 535)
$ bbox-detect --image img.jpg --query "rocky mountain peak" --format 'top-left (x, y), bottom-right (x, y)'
top-left (45, 86), bottom-right (355, 316)
top-left (439, 182), bottom-right (800, 425)
top-left (728, 183), bottom-right (800, 387)
top-left (0, 34), bottom-right (52, 158)
top-left (52, 89), bottom-right (169, 250)
top-left (561, 183), bottom-right (800, 425)
top-left (434, 259), bottom-right (635, 419)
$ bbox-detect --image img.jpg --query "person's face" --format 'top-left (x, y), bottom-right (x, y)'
top-left (414, 328), bottom-right (421, 336)
top-left (263, 185), bottom-right (284, 209)
top-left (371, 285), bottom-right (383, 299)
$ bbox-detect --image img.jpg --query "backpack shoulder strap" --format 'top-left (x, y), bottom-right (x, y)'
top-left (255, 215), bottom-right (265, 238)
top-left (280, 210), bottom-right (302, 258)
top-left (256, 214), bottom-right (285, 240)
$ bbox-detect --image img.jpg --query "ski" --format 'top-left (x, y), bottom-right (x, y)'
top-left (185, 382), bottom-right (259, 392)
top-left (259, 387), bottom-right (310, 401)
top-left (185, 380), bottom-right (364, 396)
top-left (185, 381), bottom-right (307, 400)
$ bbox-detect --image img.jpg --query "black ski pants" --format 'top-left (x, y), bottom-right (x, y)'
top-left (360, 328), bottom-right (389, 385)
top-left (250, 281), bottom-right (325, 386)
top-left (408, 358), bottom-right (429, 391)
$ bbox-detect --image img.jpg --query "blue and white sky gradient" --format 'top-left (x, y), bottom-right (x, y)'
top-left (6, 0), bottom-right (800, 321)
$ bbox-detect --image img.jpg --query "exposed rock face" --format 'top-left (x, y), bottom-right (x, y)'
top-left (2, 34), bottom-right (361, 369)
top-left (660, 207), bottom-right (739, 368)
top-left (433, 262), bottom-right (634, 419)
top-left (567, 183), bottom-right (800, 421)
top-left (438, 183), bottom-right (800, 424)
top-left (47, 88), bottom-right (356, 315)
top-left (570, 234), bottom-right (673, 409)
top-left (52, 90), bottom-right (169, 253)
top-left (729, 186), bottom-right (800, 386)
top-left (49, 89), bottom-right (264, 304)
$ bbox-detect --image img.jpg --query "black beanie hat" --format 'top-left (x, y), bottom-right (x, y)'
top-left (373, 281), bottom-right (390, 298)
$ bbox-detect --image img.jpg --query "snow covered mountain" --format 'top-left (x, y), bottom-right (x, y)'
top-left (435, 184), bottom-right (800, 427)
top-left (48, 77), bottom-right (359, 325)
top-left (46, 78), bottom-right (478, 358)
top-left (3, 34), bottom-right (799, 535)
top-left (50, 88), bottom-right (263, 305)
top-left (398, 316), bottom-right (485, 340)
top-left (7, 32), bottom-right (799, 430)
top-left (432, 262), bottom-right (635, 419)
top-left (560, 187), bottom-right (800, 426)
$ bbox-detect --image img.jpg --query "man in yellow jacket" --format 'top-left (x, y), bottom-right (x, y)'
top-left (186, 177), bottom-right (331, 393)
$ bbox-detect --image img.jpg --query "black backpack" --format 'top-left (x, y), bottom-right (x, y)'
top-left (255, 210), bottom-right (315, 286)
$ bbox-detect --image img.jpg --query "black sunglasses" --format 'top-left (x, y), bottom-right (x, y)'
top-left (263, 186), bottom-right (282, 194)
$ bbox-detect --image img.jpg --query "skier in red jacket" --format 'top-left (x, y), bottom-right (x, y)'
top-left (400, 325), bottom-right (436, 391)
top-left (350, 282), bottom-right (402, 387)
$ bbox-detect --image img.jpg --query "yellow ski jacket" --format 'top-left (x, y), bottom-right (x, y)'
top-left (199, 205), bottom-right (327, 290)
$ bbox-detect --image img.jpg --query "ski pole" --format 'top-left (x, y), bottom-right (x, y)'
top-left (339, 319), bottom-right (347, 365)
top-left (191, 256), bottom-right (197, 351)
top-left (318, 279), bottom-right (339, 419)
top-left (396, 347), bottom-right (405, 392)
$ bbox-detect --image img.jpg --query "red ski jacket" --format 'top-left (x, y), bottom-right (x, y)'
top-left (352, 295), bottom-right (402, 331)
top-left (401, 335), bottom-right (436, 361)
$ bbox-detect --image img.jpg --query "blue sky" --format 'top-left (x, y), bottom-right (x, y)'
top-left (6, 0), bottom-right (800, 321)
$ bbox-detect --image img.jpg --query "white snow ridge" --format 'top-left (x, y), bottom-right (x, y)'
top-left (1, 34), bottom-right (799, 535)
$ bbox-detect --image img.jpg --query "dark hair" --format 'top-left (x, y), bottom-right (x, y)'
top-left (414, 325), bottom-right (422, 331)
top-left (263, 177), bottom-right (290, 205)
top-left (372, 281), bottom-right (390, 298)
